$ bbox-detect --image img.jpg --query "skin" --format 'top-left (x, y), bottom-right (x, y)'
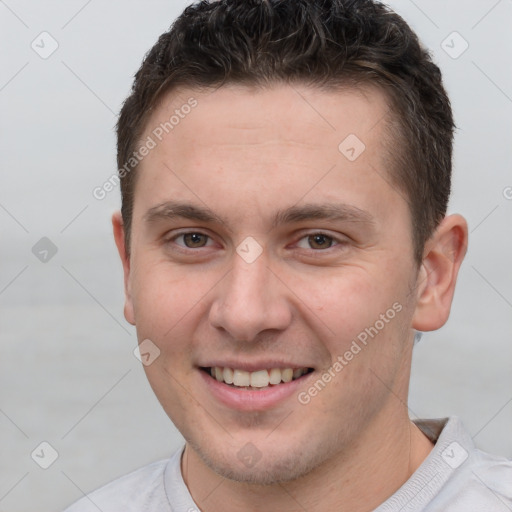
top-left (113, 84), bottom-right (468, 512)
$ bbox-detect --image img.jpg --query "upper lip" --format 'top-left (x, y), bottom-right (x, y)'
top-left (198, 360), bottom-right (314, 372)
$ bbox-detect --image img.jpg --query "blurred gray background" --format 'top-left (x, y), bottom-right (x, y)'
top-left (0, 1), bottom-right (511, 510)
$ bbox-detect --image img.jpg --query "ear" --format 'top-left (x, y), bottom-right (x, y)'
top-left (112, 211), bottom-right (135, 325)
top-left (412, 214), bottom-right (468, 332)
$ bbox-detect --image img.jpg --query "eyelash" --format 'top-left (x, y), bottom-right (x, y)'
top-left (166, 230), bottom-right (346, 253)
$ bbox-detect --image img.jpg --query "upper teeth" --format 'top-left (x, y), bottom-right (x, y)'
top-left (210, 367), bottom-right (309, 388)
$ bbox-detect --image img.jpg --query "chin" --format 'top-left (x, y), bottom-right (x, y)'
top-left (189, 434), bottom-right (331, 485)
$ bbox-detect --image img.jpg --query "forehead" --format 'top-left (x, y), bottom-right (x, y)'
top-left (133, 83), bottom-right (404, 230)
top-left (144, 82), bottom-right (391, 150)
top-left (138, 83), bottom-right (394, 184)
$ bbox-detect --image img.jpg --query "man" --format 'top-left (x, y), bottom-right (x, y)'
top-left (65, 0), bottom-right (512, 510)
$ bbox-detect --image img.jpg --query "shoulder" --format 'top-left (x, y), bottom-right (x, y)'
top-left (378, 417), bottom-right (512, 512)
top-left (63, 459), bottom-right (170, 512)
top-left (422, 417), bottom-right (512, 511)
top-left (435, 447), bottom-right (512, 510)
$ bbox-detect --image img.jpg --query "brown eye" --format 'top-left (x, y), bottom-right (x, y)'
top-left (307, 234), bottom-right (334, 250)
top-left (182, 233), bottom-right (209, 248)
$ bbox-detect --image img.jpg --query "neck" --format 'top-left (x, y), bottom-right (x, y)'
top-left (181, 408), bottom-right (434, 512)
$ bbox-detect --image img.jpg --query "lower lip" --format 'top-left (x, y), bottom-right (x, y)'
top-left (199, 369), bottom-right (312, 411)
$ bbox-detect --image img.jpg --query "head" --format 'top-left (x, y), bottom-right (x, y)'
top-left (113, 0), bottom-right (467, 485)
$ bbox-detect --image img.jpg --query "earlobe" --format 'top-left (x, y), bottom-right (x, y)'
top-left (112, 211), bottom-right (136, 326)
top-left (412, 214), bottom-right (468, 332)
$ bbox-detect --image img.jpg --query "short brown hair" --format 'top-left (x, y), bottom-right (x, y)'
top-left (117, 0), bottom-right (454, 263)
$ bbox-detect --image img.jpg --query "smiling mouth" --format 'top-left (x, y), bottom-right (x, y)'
top-left (200, 366), bottom-right (314, 390)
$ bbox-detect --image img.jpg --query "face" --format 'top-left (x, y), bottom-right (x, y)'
top-left (118, 84), bottom-right (423, 484)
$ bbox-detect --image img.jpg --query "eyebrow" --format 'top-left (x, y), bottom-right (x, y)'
top-left (144, 200), bottom-right (375, 230)
top-left (271, 203), bottom-right (375, 229)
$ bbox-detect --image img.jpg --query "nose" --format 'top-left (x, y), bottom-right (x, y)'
top-left (208, 253), bottom-right (292, 342)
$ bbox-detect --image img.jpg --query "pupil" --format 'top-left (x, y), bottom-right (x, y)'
top-left (185, 233), bottom-right (205, 247)
top-left (310, 234), bottom-right (331, 249)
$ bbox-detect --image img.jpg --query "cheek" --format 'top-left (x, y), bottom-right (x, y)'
top-left (296, 266), bottom-right (400, 337)
top-left (130, 260), bottom-right (190, 338)
top-left (132, 254), bottom-right (199, 309)
top-left (130, 259), bottom-right (216, 360)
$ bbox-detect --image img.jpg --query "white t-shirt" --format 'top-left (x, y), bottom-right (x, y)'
top-left (63, 417), bottom-right (512, 511)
